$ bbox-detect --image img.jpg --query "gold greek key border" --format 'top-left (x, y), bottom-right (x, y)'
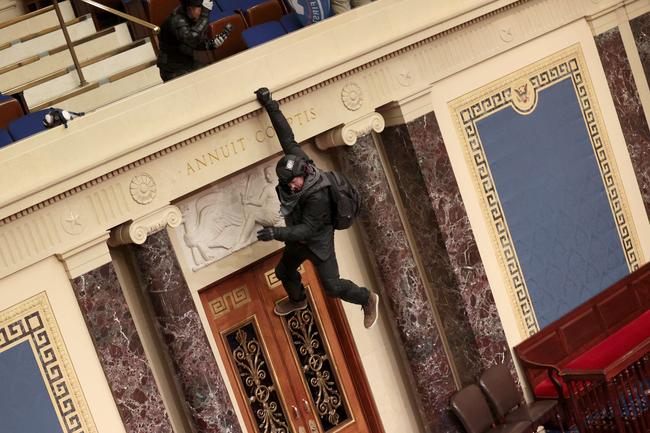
top-left (0, 292), bottom-right (98, 433)
top-left (264, 264), bottom-right (305, 289)
top-left (449, 44), bottom-right (643, 336)
top-left (207, 285), bottom-right (251, 319)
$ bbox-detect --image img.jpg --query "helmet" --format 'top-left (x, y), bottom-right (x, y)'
top-left (276, 155), bottom-right (308, 185)
top-left (181, 0), bottom-right (202, 8)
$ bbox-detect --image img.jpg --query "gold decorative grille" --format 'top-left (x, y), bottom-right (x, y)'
top-left (285, 305), bottom-right (349, 431)
top-left (225, 321), bottom-right (290, 433)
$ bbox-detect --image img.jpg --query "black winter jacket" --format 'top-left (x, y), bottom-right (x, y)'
top-left (157, 6), bottom-right (212, 74)
top-left (266, 104), bottom-right (334, 261)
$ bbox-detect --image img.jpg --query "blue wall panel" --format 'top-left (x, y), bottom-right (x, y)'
top-left (476, 77), bottom-right (628, 327)
top-left (0, 340), bottom-right (63, 433)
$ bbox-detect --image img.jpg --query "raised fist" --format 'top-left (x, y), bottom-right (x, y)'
top-left (255, 87), bottom-right (273, 107)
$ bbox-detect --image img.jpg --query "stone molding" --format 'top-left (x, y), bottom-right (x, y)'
top-left (380, 89), bottom-right (435, 127)
top-left (587, 0), bottom-right (650, 34)
top-left (109, 205), bottom-right (182, 246)
top-left (315, 112), bottom-right (385, 150)
top-left (57, 232), bottom-right (111, 279)
top-left (0, 0), bottom-right (646, 279)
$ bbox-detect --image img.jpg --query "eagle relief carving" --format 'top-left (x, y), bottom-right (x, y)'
top-left (510, 78), bottom-right (537, 114)
top-left (175, 164), bottom-right (283, 271)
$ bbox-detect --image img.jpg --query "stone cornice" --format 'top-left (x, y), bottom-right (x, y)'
top-left (57, 232), bottom-right (111, 279)
top-left (0, 0), bottom-right (646, 278)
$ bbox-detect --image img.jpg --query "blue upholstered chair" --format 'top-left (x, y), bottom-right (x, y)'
top-left (216, 0), bottom-right (253, 12)
top-left (0, 128), bottom-right (13, 147)
top-left (242, 21), bottom-right (286, 48)
top-left (280, 12), bottom-right (302, 32)
top-left (7, 110), bottom-right (49, 141)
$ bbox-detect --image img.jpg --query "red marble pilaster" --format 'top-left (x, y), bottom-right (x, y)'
top-left (131, 230), bottom-right (241, 433)
top-left (597, 25), bottom-right (650, 217)
top-left (631, 12), bottom-right (650, 89)
top-left (336, 134), bottom-right (459, 433)
top-left (380, 114), bottom-right (513, 385)
top-left (71, 263), bottom-right (174, 433)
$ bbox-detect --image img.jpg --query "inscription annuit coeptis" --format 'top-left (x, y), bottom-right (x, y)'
top-left (184, 108), bottom-right (317, 176)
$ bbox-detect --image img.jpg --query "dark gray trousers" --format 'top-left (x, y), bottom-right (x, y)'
top-left (275, 243), bottom-right (370, 306)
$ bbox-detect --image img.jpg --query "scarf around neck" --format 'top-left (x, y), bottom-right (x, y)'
top-left (277, 164), bottom-right (324, 216)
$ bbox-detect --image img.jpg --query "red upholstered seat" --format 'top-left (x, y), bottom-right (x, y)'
top-left (565, 309), bottom-right (650, 370)
top-left (534, 378), bottom-right (569, 399)
top-left (532, 309), bottom-right (650, 399)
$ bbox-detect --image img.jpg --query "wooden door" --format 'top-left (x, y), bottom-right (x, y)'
top-left (200, 252), bottom-right (376, 433)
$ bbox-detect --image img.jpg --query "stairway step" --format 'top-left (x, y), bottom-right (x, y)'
top-left (24, 40), bottom-right (157, 109)
top-left (0, 1), bottom-right (73, 46)
top-left (0, 15), bottom-right (95, 68)
top-left (47, 63), bottom-right (162, 112)
top-left (0, 0), bottom-right (23, 22)
top-left (1, 23), bottom-right (132, 94)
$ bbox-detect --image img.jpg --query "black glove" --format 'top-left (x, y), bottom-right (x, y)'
top-left (255, 87), bottom-right (273, 107)
top-left (256, 227), bottom-right (275, 241)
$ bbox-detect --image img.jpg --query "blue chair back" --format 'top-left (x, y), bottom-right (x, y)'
top-left (0, 128), bottom-right (13, 147)
top-left (283, 0), bottom-right (330, 25)
top-left (7, 110), bottom-right (49, 141)
top-left (242, 21), bottom-right (286, 47)
top-left (280, 12), bottom-right (302, 32)
top-left (217, 0), bottom-right (256, 11)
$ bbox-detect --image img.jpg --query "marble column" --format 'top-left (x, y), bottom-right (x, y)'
top-left (631, 12), bottom-right (650, 87)
top-left (60, 236), bottom-right (174, 433)
top-left (71, 264), bottom-right (174, 433)
top-left (379, 113), bottom-right (513, 384)
top-left (602, 22), bottom-right (650, 217)
top-left (336, 134), bottom-right (459, 433)
top-left (131, 229), bottom-right (241, 433)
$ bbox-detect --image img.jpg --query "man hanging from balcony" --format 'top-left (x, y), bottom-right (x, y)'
top-left (156, 0), bottom-right (231, 82)
top-left (253, 87), bottom-right (379, 329)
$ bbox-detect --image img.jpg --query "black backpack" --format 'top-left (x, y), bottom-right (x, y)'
top-left (324, 171), bottom-right (361, 230)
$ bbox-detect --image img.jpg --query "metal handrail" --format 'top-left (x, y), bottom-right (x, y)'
top-left (46, 0), bottom-right (159, 91)
top-left (81, 0), bottom-right (160, 34)
top-left (52, 0), bottom-right (86, 85)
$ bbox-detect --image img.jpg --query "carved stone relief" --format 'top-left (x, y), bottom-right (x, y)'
top-left (174, 163), bottom-right (283, 271)
top-left (129, 173), bottom-right (157, 205)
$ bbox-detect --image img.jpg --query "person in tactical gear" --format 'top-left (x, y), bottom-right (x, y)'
top-left (156, 0), bottom-right (228, 82)
top-left (254, 87), bottom-right (379, 329)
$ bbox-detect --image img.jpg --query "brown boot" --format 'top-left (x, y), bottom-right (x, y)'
top-left (274, 297), bottom-right (308, 316)
top-left (362, 292), bottom-right (379, 329)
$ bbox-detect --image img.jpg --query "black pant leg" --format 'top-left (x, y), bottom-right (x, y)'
top-left (313, 252), bottom-right (370, 306)
top-left (275, 244), bottom-right (308, 302)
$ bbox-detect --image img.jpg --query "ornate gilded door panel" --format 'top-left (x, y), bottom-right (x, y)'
top-left (200, 251), bottom-right (373, 433)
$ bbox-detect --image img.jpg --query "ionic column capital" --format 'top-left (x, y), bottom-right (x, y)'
top-left (109, 205), bottom-right (182, 246)
top-left (315, 112), bottom-right (385, 150)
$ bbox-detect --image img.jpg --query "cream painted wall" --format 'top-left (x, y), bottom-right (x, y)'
top-left (429, 18), bottom-right (650, 391)
top-left (167, 141), bottom-right (426, 433)
top-left (0, 256), bottom-right (127, 433)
